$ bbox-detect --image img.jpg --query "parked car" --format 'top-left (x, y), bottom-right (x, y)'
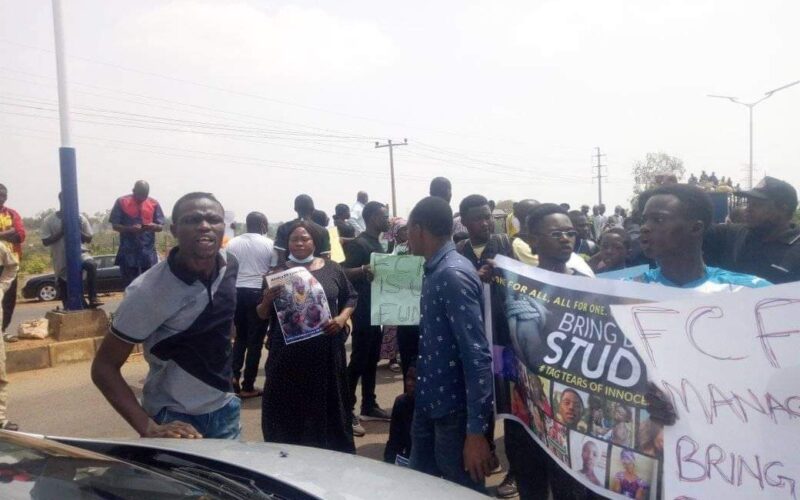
top-left (21, 255), bottom-right (125, 302)
top-left (0, 431), bottom-right (483, 499)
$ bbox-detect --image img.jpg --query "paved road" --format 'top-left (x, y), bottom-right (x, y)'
top-left (7, 350), bottom-right (510, 495)
top-left (5, 294), bottom-right (122, 335)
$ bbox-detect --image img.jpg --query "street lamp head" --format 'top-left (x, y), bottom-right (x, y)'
top-left (764, 79), bottom-right (800, 97)
top-left (707, 94), bottom-right (739, 103)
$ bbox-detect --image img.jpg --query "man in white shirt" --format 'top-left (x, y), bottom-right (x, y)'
top-left (350, 191), bottom-right (368, 234)
top-left (40, 194), bottom-right (101, 308)
top-left (225, 212), bottom-right (275, 398)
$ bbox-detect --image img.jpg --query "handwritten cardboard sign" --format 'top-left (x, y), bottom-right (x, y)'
top-left (370, 253), bottom-right (424, 326)
top-left (612, 282), bottom-right (800, 500)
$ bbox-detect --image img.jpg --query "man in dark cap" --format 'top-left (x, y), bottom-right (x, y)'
top-left (705, 176), bottom-right (800, 284)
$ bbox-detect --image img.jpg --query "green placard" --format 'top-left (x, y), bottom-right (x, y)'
top-left (370, 253), bottom-right (424, 325)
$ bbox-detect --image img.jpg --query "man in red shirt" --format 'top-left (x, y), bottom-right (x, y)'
top-left (0, 184), bottom-right (26, 342)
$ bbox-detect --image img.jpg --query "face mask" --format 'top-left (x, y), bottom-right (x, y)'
top-left (288, 253), bottom-right (315, 264)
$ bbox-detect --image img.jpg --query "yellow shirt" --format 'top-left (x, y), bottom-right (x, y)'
top-left (512, 237), bottom-right (539, 267)
top-left (506, 213), bottom-right (520, 239)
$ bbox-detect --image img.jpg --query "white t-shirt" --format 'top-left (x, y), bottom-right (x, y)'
top-left (224, 233), bottom-right (276, 289)
top-left (40, 212), bottom-right (93, 279)
top-left (350, 201), bottom-right (366, 234)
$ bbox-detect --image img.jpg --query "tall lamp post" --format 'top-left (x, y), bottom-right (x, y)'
top-left (708, 79), bottom-right (800, 189)
top-left (52, 0), bottom-right (84, 310)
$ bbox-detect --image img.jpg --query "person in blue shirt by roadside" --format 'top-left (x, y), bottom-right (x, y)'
top-left (406, 196), bottom-right (494, 493)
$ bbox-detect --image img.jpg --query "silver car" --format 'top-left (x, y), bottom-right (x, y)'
top-left (0, 431), bottom-right (486, 499)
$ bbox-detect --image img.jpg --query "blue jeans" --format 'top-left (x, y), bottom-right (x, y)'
top-left (409, 410), bottom-right (485, 493)
top-left (154, 397), bottom-right (241, 439)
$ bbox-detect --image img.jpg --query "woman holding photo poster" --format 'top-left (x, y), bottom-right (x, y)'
top-left (257, 221), bottom-right (358, 453)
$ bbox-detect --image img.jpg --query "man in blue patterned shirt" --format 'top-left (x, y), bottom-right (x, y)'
top-left (406, 196), bottom-right (494, 492)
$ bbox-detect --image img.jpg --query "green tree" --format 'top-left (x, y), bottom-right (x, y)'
top-left (632, 152), bottom-right (686, 195)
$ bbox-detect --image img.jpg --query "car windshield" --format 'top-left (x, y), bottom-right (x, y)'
top-left (0, 433), bottom-right (238, 500)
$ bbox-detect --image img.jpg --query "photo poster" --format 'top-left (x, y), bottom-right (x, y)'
top-left (488, 255), bottom-right (691, 499)
top-left (370, 253), bottom-right (424, 326)
top-left (612, 282), bottom-right (800, 500)
top-left (266, 266), bottom-right (331, 344)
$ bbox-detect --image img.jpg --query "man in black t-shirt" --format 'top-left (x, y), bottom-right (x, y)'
top-left (343, 201), bottom-right (391, 434)
top-left (274, 195), bottom-right (330, 265)
top-left (705, 177), bottom-right (800, 284)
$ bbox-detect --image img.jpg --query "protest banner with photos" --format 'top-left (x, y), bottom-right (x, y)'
top-left (611, 282), bottom-right (800, 500)
top-left (488, 255), bottom-right (693, 499)
top-left (370, 253), bottom-right (424, 326)
top-left (266, 266), bottom-right (331, 344)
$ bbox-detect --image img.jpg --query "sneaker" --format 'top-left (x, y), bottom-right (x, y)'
top-left (388, 359), bottom-right (401, 373)
top-left (3, 334), bottom-right (18, 343)
top-left (0, 421), bottom-right (19, 432)
top-left (352, 413), bottom-right (366, 437)
top-left (496, 473), bottom-right (518, 498)
top-left (360, 406), bottom-right (391, 421)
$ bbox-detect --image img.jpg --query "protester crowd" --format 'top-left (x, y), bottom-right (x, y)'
top-left (0, 170), bottom-right (797, 498)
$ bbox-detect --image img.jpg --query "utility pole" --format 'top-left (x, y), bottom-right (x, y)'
top-left (592, 147), bottom-right (606, 206)
top-left (375, 138), bottom-right (408, 217)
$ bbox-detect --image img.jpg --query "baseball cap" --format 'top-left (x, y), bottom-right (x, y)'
top-left (737, 176), bottom-right (798, 212)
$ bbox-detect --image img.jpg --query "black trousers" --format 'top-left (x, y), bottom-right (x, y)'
top-left (396, 325), bottom-right (420, 382)
top-left (57, 259), bottom-right (99, 309)
top-left (1, 278), bottom-right (16, 333)
top-left (347, 318), bottom-right (383, 413)
top-left (232, 288), bottom-right (268, 392)
top-left (120, 263), bottom-right (153, 288)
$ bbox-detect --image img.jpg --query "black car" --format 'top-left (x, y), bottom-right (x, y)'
top-left (21, 255), bottom-right (125, 302)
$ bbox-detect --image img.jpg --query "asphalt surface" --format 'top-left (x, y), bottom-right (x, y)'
top-left (5, 294), bottom-right (122, 336)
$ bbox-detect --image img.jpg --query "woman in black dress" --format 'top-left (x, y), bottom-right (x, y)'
top-left (257, 221), bottom-right (358, 453)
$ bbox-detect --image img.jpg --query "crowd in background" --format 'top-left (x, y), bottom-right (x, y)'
top-left (0, 171), bottom-right (798, 498)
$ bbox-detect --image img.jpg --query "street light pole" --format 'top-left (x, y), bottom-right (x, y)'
top-left (707, 79), bottom-right (800, 189)
top-left (52, 0), bottom-right (84, 310)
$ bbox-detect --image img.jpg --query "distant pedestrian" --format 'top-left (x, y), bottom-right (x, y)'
top-left (0, 242), bottom-right (19, 431)
top-left (92, 192), bottom-right (240, 439)
top-left (110, 180), bottom-right (166, 287)
top-left (41, 193), bottom-right (102, 308)
top-left (350, 191), bottom-right (369, 234)
top-left (0, 184), bottom-right (25, 343)
top-left (225, 211), bottom-right (275, 398)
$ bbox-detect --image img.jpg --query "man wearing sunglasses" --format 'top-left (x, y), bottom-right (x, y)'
top-left (527, 204), bottom-right (587, 276)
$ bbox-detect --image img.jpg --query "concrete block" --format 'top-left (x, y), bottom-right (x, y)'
top-left (48, 338), bottom-right (96, 366)
top-left (7, 346), bottom-right (51, 373)
top-left (46, 309), bottom-right (110, 342)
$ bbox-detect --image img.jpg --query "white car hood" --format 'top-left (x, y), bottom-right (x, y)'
top-left (52, 436), bottom-right (487, 500)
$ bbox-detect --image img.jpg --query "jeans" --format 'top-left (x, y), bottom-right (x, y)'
top-left (1, 278), bottom-right (16, 333)
top-left (409, 410), bottom-right (485, 493)
top-left (57, 258), bottom-right (99, 308)
top-left (347, 321), bottom-right (383, 412)
top-left (153, 397), bottom-right (241, 439)
top-left (232, 288), bottom-right (268, 391)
